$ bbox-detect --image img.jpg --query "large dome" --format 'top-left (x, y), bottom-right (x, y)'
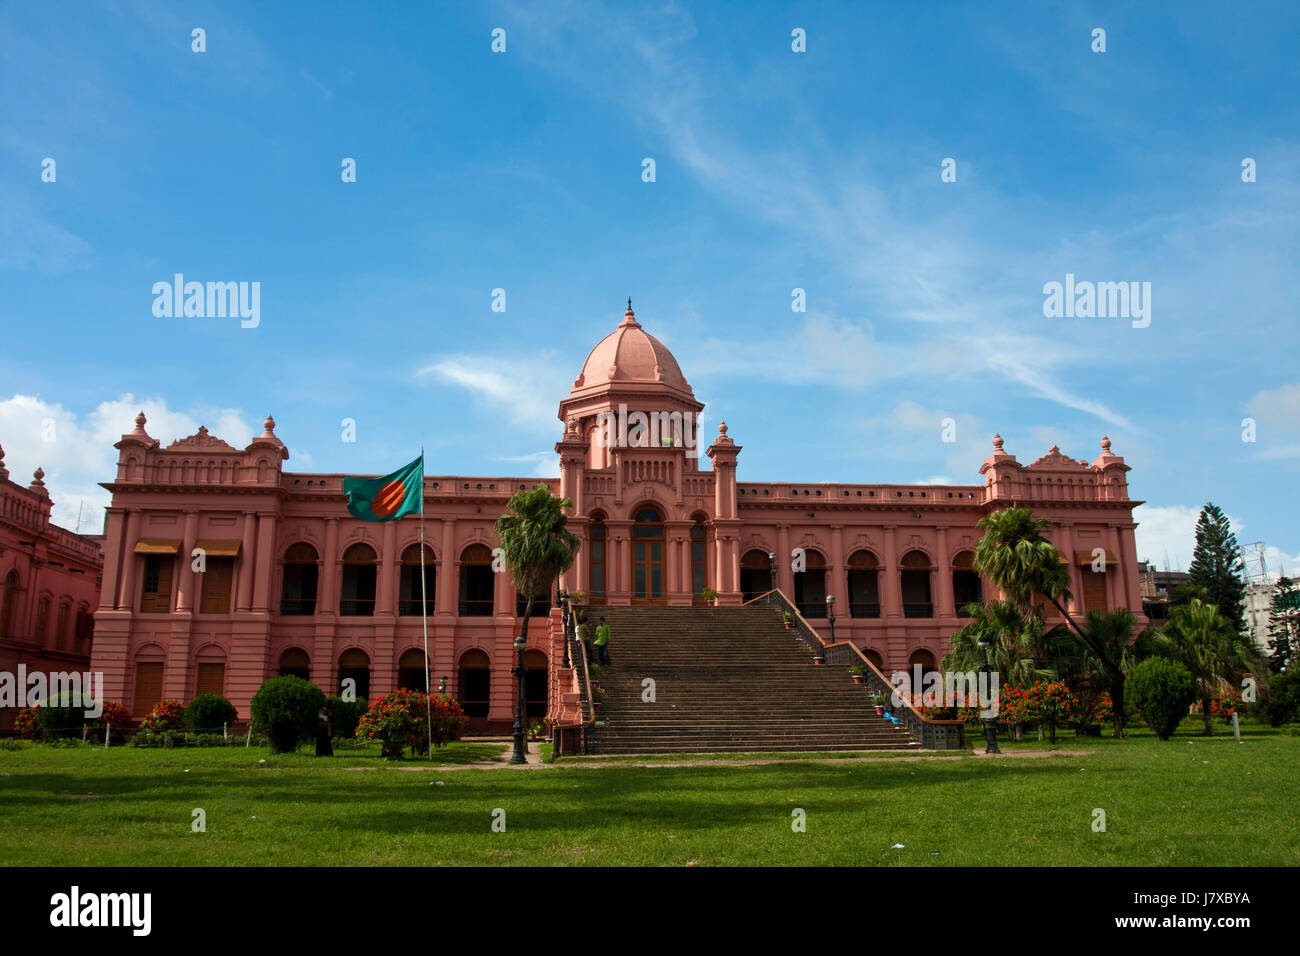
top-left (569, 301), bottom-right (693, 397)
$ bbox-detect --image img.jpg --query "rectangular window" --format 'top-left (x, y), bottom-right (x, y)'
top-left (199, 558), bottom-right (235, 614)
top-left (1082, 568), bottom-right (1109, 612)
top-left (140, 556), bottom-right (174, 613)
top-left (132, 662), bottom-right (164, 716)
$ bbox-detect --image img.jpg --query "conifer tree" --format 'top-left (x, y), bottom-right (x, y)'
top-left (1185, 503), bottom-right (1248, 635)
top-left (1267, 576), bottom-right (1298, 674)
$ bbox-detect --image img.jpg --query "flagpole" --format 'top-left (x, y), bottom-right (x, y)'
top-left (420, 446), bottom-right (433, 760)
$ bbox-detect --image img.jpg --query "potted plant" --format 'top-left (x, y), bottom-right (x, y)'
top-left (782, 611), bottom-right (794, 630)
top-left (871, 692), bottom-right (886, 717)
top-left (812, 651), bottom-right (824, 665)
top-left (701, 586), bottom-right (718, 606)
top-left (591, 685), bottom-right (606, 713)
top-left (849, 664), bottom-right (865, 685)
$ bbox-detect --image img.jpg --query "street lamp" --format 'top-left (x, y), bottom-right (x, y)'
top-left (767, 552), bottom-right (777, 595)
top-left (511, 634), bottom-right (527, 764)
top-left (826, 593), bottom-right (836, 642)
top-left (437, 675), bottom-right (447, 695)
top-left (560, 589), bottom-right (571, 669)
top-left (977, 637), bottom-right (1001, 754)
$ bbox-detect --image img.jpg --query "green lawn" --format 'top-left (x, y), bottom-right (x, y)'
top-left (1, 722), bottom-right (1296, 866)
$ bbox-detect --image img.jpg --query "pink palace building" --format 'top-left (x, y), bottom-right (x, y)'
top-left (90, 303), bottom-right (1146, 733)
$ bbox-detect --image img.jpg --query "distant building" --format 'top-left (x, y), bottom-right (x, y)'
top-left (1244, 578), bottom-right (1297, 656)
top-left (0, 446), bottom-right (104, 730)
top-left (1138, 560), bottom-right (1189, 625)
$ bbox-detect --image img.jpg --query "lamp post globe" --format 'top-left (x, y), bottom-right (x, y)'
top-left (826, 593), bottom-right (836, 642)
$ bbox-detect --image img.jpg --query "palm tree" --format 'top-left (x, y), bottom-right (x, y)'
top-left (1065, 609), bottom-right (1151, 738)
top-left (1157, 598), bottom-right (1263, 736)
top-left (494, 485), bottom-right (581, 763)
top-left (943, 600), bottom-right (1051, 688)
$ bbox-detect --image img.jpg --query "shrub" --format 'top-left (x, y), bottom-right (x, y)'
top-left (355, 689), bottom-right (468, 760)
top-left (1258, 670), bottom-right (1299, 727)
top-left (36, 690), bottom-right (97, 739)
top-left (184, 694), bottom-right (238, 732)
top-left (1125, 658), bottom-right (1196, 740)
top-left (14, 706), bottom-right (39, 739)
top-left (1210, 686), bottom-right (1243, 722)
top-left (1020, 681), bottom-right (1079, 742)
top-left (90, 701), bottom-right (131, 730)
top-left (250, 676), bottom-right (325, 753)
top-left (139, 699), bottom-right (186, 734)
top-left (323, 695), bottom-right (367, 739)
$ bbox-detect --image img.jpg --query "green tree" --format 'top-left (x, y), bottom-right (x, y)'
top-left (1055, 609), bottom-right (1155, 738)
top-left (1157, 598), bottom-right (1264, 736)
top-left (494, 484), bottom-right (581, 763)
top-left (1266, 576), bottom-right (1298, 674)
top-left (1124, 657), bottom-right (1197, 740)
top-left (942, 600), bottom-right (1051, 687)
top-left (1185, 503), bottom-right (1248, 635)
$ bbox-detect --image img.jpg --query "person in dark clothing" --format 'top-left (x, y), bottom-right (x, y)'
top-left (315, 706), bottom-right (333, 757)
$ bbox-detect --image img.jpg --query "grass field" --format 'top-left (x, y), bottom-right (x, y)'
top-left (1, 720), bottom-right (1296, 866)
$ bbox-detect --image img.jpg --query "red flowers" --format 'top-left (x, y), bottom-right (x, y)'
top-left (355, 689), bottom-right (469, 760)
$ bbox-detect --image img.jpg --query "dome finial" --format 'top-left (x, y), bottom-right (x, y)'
top-left (628, 296), bottom-right (632, 311)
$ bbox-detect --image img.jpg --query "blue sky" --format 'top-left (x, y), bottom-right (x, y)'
top-left (1, 1), bottom-right (1297, 576)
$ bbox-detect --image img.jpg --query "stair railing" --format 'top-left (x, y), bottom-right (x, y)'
top-left (554, 595), bottom-right (598, 755)
top-left (743, 588), bottom-right (964, 750)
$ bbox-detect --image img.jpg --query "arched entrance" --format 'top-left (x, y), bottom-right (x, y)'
top-left (630, 506), bottom-right (665, 605)
top-left (740, 550), bottom-right (773, 602)
top-left (397, 648), bottom-right (429, 691)
top-left (794, 549), bottom-right (828, 618)
top-left (524, 649), bottom-right (548, 719)
top-left (458, 649), bottom-right (491, 719)
top-left (278, 647), bottom-right (311, 680)
top-left (338, 648), bottom-right (371, 703)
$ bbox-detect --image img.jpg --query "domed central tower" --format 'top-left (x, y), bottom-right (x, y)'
top-left (558, 301), bottom-right (705, 469)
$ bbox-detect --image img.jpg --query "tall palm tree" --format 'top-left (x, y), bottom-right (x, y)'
top-left (943, 600), bottom-right (1051, 688)
top-left (1157, 598), bottom-right (1263, 736)
top-left (494, 485), bottom-right (581, 763)
top-left (1072, 609), bottom-right (1148, 738)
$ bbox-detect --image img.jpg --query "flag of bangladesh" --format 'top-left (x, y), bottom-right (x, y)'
top-left (342, 455), bottom-right (423, 521)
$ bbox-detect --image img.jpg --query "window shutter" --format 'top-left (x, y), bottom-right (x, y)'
top-left (1082, 568), bottom-right (1109, 612)
top-left (195, 662), bottom-right (225, 698)
top-left (132, 662), bottom-right (164, 716)
top-left (200, 558), bottom-right (234, 614)
top-left (141, 558), bottom-right (174, 613)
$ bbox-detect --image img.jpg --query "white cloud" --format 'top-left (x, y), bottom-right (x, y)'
top-left (1246, 382), bottom-right (1300, 460)
top-left (417, 355), bottom-right (565, 431)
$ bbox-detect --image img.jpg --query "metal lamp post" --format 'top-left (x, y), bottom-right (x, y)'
top-left (437, 675), bottom-right (447, 695)
top-left (977, 637), bottom-right (1001, 754)
top-left (511, 634), bottom-right (527, 764)
top-left (560, 589), bottom-right (571, 669)
top-left (767, 552), bottom-right (777, 595)
top-left (826, 593), bottom-right (836, 642)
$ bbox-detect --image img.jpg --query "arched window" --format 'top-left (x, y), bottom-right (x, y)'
top-left (952, 551), bottom-right (982, 616)
top-left (278, 647), bottom-right (311, 681)
top-left (340, 544), bottom-right (377, 616)
top-left (399, 544), bottom-right (436, 616)
top-left (458, 544), bottom-right (494, 616)
top-left (458, 649), bottom-right (491, 718)
top-left (631, 507), bottom-right (664, 603)
top-left (525, 648), bottom-right (548, 719)
top-left (794, 550), bottom-right (828, 618)
top-left (195, 646), bottom-right (226, 699)
top-left (34, 596), bottom-right (51, 647)
top-left (516, 586), bottom-right (552, 618)
top-left (863, 648), bottom-right (885, 671)
top-left (690, 519), bottom-right (707, 602)
top-left (900, 551), bottom-right (933, 618)
top-left (398, 648), bottom-right (429, 691)
top-left (0, 571), bottom-right (18, 638)
top-left (740, 550), bottom-right (773, 603)
top-left (847, 551), bottom-right (881, 618)
top-left (132, 646), bottom-right (166, 717)
top-left (909, 649), bottom-right (938, 694)
top-left (280, 543), bottom-right (318, 615)
top-left (338, 648), bottom-right (371, 703)
top-left (589, 513), bottom-right (607, 603)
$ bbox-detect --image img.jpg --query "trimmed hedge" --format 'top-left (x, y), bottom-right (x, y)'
top-left (1124, 657), bottom-right (1196, 740)
top-left (184, 694), bottom-right (238, 732)
top-left (323, 695), bottom-right (367, 739)
top-left (249, 676), bottom-right (324, 753)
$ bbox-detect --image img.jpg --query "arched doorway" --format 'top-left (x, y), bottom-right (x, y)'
top-left (847, 550), bottom-right (881, 618)
top-left (458, 649), bottom-right (491, 718)
top-left (952, 551), bottom-right (981, 616)
top-left (862, 648), bottom-right (885, 672)
top-left (740, 550), bottom-right (773, 602)
top-left (690, 517), bottom-right (708, 603)
top-left (630, 506), bottom-right (665, 604)
top-left (458, 544), bottom-right (494, 616)
top-left (338, 648), bottom-right (371, 703)
top-left (397, 648), bottom-right (429, 691)
top-left (900, 550), bottom-right (934, 618)
top-left (340, 544), bottom-right (377, 616)
top-left (399, 544), bottom-right (436, 616)
top-left (280, 543), bottom-right (318, 615)
top-left (132, 645), bottom-right (166, 717)
top-left (794, 549), bottom-right (828, 618)
top-left (278, 647), bottom-right (311, 680)
top-left (909, 649), bottom-right (939, 699)
top-left (524, 649), bottom-right (548, 719)
top-left (588, 513), bottom-right (607, 603)
top-left (194, 646), bottom-right (226, 698)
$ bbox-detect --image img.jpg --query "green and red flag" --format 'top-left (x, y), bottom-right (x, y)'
top-left (343, 455), bottom-right (423, 521)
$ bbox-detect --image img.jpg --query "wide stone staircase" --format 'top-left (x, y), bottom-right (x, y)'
top-left (584, 605), bottom-right (920, 754)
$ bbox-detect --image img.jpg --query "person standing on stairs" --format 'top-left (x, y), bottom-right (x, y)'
top-left (595, 616), bottom-right (611, 665)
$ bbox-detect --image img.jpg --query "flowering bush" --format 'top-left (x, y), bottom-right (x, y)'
top-left (1095, 691), bottom-right (1114, 724)
top-left (90, 701), bottom-right (131, 730)
top-left (14, 705), bottom-right (39, 738)
top-left (1210, 687), bottom-right (1243, 721)
top-left (1020, 681), bottom-right (1079, 742)
top-left (356, 689), bottom-right (468, 760)
top-left (139, 699), bottom-right (186, 734)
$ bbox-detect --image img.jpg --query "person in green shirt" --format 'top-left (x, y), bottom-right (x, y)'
top-left (594, 617), bottom-right (611, 665)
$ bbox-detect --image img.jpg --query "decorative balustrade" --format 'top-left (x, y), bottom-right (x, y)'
top-left (744, 588), bottom-right (965, 750)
